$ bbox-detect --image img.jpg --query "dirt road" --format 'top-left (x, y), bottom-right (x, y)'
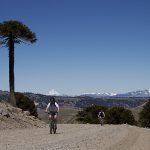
top-left (0, 124), bottom-right (150, 150)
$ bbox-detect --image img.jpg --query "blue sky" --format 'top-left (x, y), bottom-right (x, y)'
top-left (0, 0), bottom-right (150, 95)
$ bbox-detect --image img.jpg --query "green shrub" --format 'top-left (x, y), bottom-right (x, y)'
top-left (15, 92), bottom-right (38, 117)
top-left (76, 105), bottom-right (107, 124)
top-left (139, 100), bottom-right (150, 128)
top-left (105, 107), bottom-right (136, 125)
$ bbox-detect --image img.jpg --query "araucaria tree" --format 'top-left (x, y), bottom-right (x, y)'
top-left (0, 20), bottom-right (36, 106)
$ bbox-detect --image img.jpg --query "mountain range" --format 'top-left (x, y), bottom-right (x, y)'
top-left (82, 90), bottom-right (150, 98)
top-left (0, 90), bottom-right (149, 109)
top-left (1, 89), bottom-right (150, 98)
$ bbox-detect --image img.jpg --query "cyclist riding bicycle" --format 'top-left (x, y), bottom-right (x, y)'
top-left (45, 97), bottom-right (59, 131)
top-left (98, 110), bottom-right (105, 126)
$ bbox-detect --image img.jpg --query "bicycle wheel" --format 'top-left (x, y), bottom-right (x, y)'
top-left (100, 118), bottom-right (104, 126)
top-left (53, 119), bottom-right (57, 134)
top-left (50, 120), bottom-right (54, 134)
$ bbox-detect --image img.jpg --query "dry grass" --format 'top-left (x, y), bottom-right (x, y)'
top-left (37, 107), bottom-right (81, 124)
top-left (130, 102), bottom-right (146, 121)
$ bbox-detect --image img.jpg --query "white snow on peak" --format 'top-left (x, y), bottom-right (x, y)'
top-left (47, 89), bottom-right (60, 96)
top-left (83, 92), bottom-right (117, 97)
top-left (82, 90), bottom-right (150, 97)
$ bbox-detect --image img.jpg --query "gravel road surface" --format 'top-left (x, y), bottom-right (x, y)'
top-left (0, 124), bottom-right (150, 150)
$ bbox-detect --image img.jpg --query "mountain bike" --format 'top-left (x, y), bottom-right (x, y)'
top-left (99, 117), bottom-right (104, 126)
top-left (46, 111), bottom-right (57, 134)
top-left (49, 112), bottom-right (57, 134)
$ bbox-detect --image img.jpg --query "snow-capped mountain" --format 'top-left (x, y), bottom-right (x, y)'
top-left (47, 89), bottom-right (60, 96)
top-left (116, 90), bottom-right (150, 97)
top-left (83, 90), bottom-right (150, 98)
top-left (82, 92), bottom-right (117, 98)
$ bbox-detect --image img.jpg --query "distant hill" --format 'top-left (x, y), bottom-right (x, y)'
top-left (75, 96), bottom-right (148, 108)
top-left (0, 90), bottom-right (149, 109)
top-left (0, 90), bottom-right (9, 101)
top-left (1, 90), bottom-right (149, 124)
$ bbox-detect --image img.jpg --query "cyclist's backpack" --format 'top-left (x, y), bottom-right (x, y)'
top-left (49, 103), bottom-right (58, 113)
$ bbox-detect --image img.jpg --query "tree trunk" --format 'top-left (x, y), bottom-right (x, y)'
top-left (8, 34), bottom-right (16, 106)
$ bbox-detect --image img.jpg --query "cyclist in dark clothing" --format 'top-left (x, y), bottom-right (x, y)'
top-left (98, 110), bottom-right (105, 126)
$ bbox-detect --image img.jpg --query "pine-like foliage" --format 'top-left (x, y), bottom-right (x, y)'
top-left (15, 92), bottom-right (38, 118)
top-left (139, 100), bottom-right (150, 128)
top-left (0, 20), bottom-right (36, 45)
top-left (76, 105), bottom-right (107, 124)
top-left (106, 107), bottom-right (136, 125)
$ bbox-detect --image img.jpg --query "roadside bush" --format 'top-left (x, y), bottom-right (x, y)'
top-left (76, 105), bottom-right (107, 124)
top-left (15, 92), bottom-right (38, 117)
top-left (105, 107), bottom-right (136, 125)
top-left (139, 100), bottom-right (150, 128)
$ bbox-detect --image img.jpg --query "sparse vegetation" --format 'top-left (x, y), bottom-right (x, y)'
top-left (106, 107), bottom-right (136, 125)
top-left (139, 100), bottom-right (150, 128)
top-left (77, 105), bottom-right (136, 125)
top-left (15, 92), bottom-right (38, 117)
top-left (76, 105), bottom-right (107, 124)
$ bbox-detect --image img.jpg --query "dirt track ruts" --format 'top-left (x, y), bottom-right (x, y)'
top-left (0, 124), bottom-right (150, 150)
